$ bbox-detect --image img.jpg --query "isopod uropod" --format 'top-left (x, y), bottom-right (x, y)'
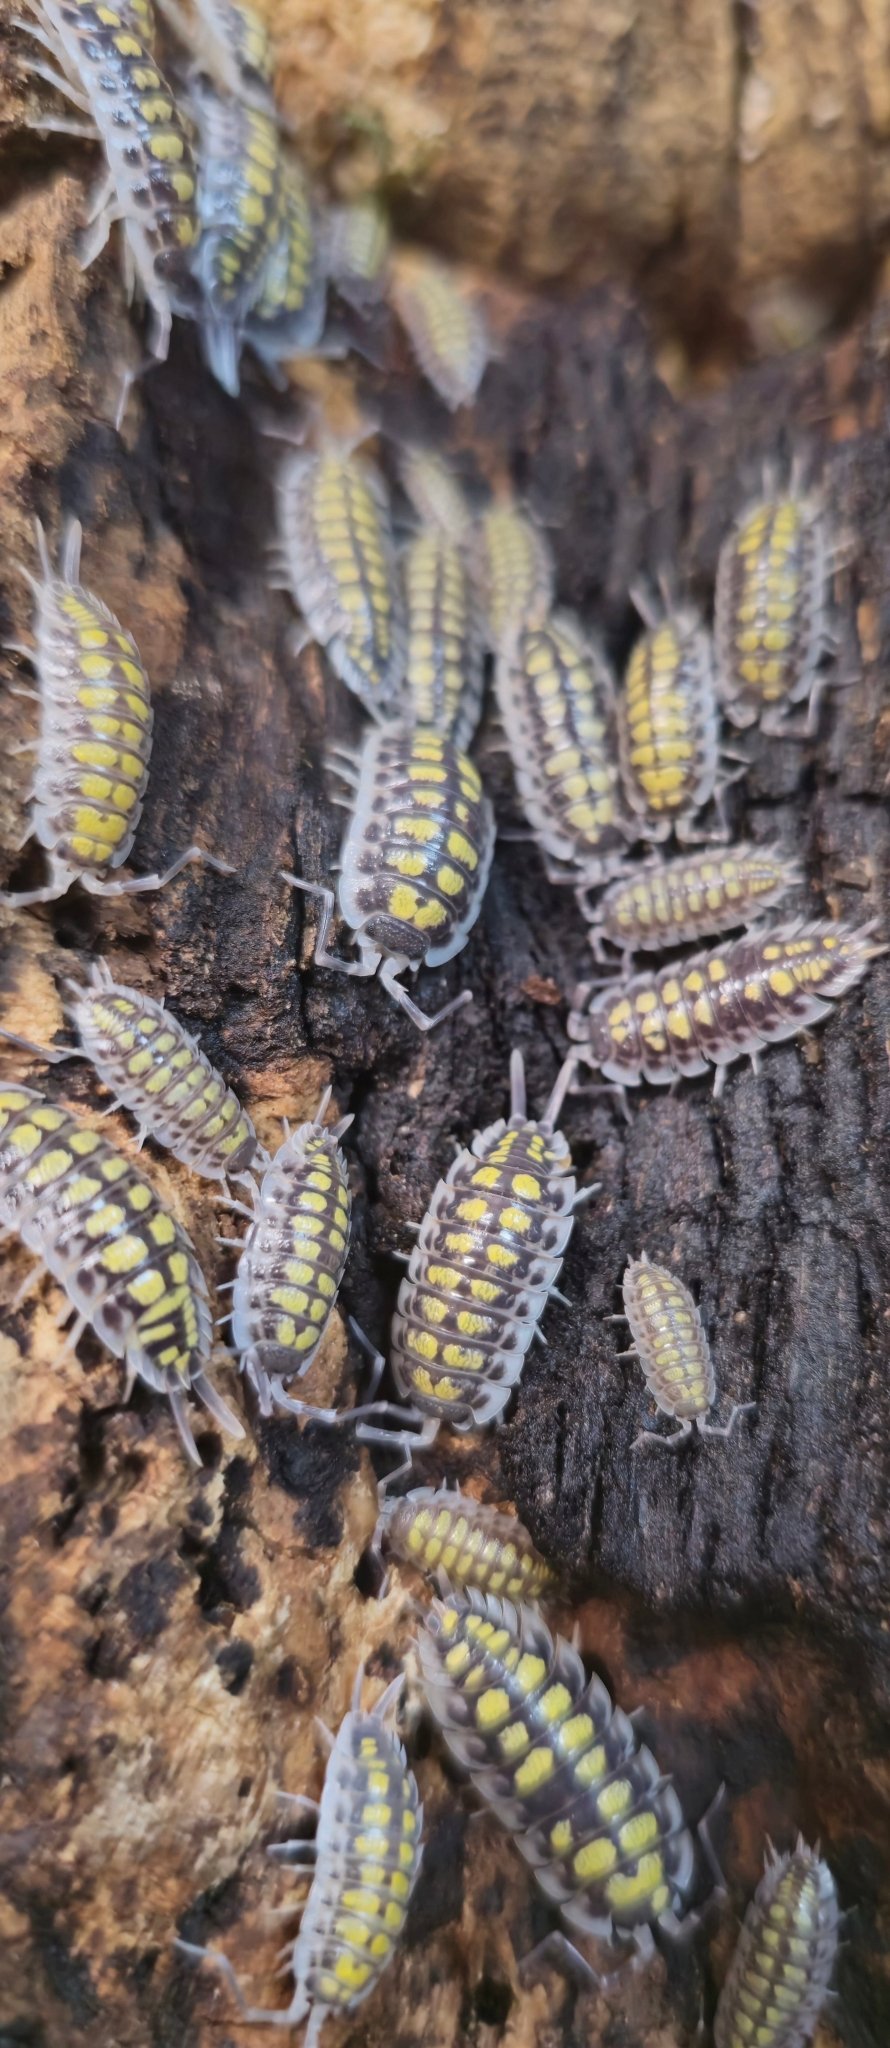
top-left (374, 1482), bottom-right (557, 1603)
top-left (714, 1839), bottom-right (839, 2048)
top-left (401, 527), bottom-right (484, 751)
top-left (3, 522), bottom-right (229, 908)
top-left (494, 612), bottom-right (631, 897)
top-left (568, 919), bottom-right (883, 1100)
top-left (227, 1089), bottom-right (354, 1418)
top-left (188, 75), bottom-right (285, 395)
top-left (618, 1254), bottom-right (755, 1449)
top-left (0, 1081), bottom-right (243, 1464)
top-left (390, 252), bottom-right (490, 412)
top-left (616, 598), bottom-right (721, 843)
top-left (352, 1052), bottom-right (583, 1479)
top-left (274, 439), bottom-right (406, 718)
top-left (714, 487), bottom-right (834, 736)
top-left (587, 842), bottom-right (800, 963)
top-left (20, 0), bottom-right (199, 359)
top-left (283, 724), bottom-right (495, 1034)
top-left (418, 1590), bottom-right (719, 1982)
top-left (177, 1666), bottom-right (423, 2047)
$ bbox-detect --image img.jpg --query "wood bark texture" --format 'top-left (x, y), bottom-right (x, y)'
top-left (0, 90), bottom-right (889, 2048)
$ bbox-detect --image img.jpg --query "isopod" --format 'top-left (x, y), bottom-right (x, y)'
top-left (714, 487), bottom-right (834, 736)
top-left (245, 154), bottom-right (327, 374)
top-left (188, 74), bottom-right (285, 394)
top-left (568, 919), bottom-right (883, 1099)
top-left (374, 1482), bottom-right (556, 1602)
top-left (283, 723), bottom-right (495, 1033)
top-left (0, 1080), bottom-right (243, 1464)
top-left (154, 0), bottom-right (276, 109)
top-left (274, 437), bottom-right (406, 717)
top-left (617, 597), bottom-right (721, 843)
top-left (476, 504), bottom-right (554, 655)
top-left (390, 252), bottom-right (489, 412)
top-left (619, 1253), bottom-right (755, 1448)
top-left (177, 1665), bottom-right (423, 2046)
top-left (20, 0), bottom-right (199, 359)
top-left (3, 521), bottom-right (229, 907)
top-left (396, 444), bottom-right (472, 547)
top-left (714, 1839), bottom-right (839, 2048)
top-left (588, 842), bottom-right (800, 963)
top-left (494, 612), bottom-right (630, 896)
top-left (401, 527), bottom-right (484, 750)
top-left (325, 195), bottom-right (391, 310)
top-left (418, 1590), bottom-right (720, 1984)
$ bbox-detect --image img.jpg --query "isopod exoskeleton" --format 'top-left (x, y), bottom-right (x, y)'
top-left (283, 723), bottom-right (495, 1033)
top-left (390, 252), bottom-right (489, 411)
top-left (714, 487), bottom-right (834, 736)
top-left (588, 842), bottom-right (800, 964)
top-left (616, 598), bottom-right (721, 845)
top-left (325, 195), bottom-right (391, 311)
top-left (568, 919), bottom-right (883, 1100)
top-left (3, 521), bottom-right (229, 908)
top-left (228, 1090), bottom-right (353, 1417)
top-left (20, 0), bottom-right (199, 358)
top-left (245, 155), bottom-right (327, 376)
top-left (475, 504), bottom-right (554, 655)
top-left (714, 1839), bottom-right (839, 2048)
top-left (418, 1590), bottom-right (719, 1986)
top-left (619, 1253), bottom-right (755, 1449)
top-left (374, 1483), bottom-right (557, 1602)
top-left (274, 438), bottom-right (406, 718)
top-left (401, 527), bottom-right (484, 751)
top-left (154, 0), bottom-right (276, 110)
top-left (396, 444), bottom-right (473, 547)
top-left (177, 1665), bottom-right (423, 2047)
top-left (0, 1081), bottom-right (243, 1464)
top-left (188, 75), bottom-right (285, 394)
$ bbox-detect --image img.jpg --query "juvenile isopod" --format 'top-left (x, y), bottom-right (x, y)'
top-left (618, 1253), bottom-right (755, 1449)
top-left (188, 75), bottom-right (285, 394)
top-left (714, 1839), bottom-right (839, 2048)
top-left (587, 842), bottom-right (800, 963)
top-left (325, 195), bottom-right (391, 310)
top-left (177, 1665), bottom-right (423, 2045)
top-left (400, 527), bottom-right (484, 750)
top-left (396, 444), bottom-right (473, 547)
top-left (245, 154), bottom-right (327, 375)
top-left (225, 1089), bottom-right (354, 1418)
top-left (494, 611), bottom-right (631, 898)
top-left (715, 485), bottom-right (835, 736)
top-left (274, 436), bottom-right (406, 718)
top-left (2, 521), bottom-right (230, 907)
top-left (390, 252), bottom-right (490, 412)
top-left (568, 919), bottom-right (883, 1100)
top-left (374, 1482), bottom-right (557, 1603)
top-left (19, 0), bottom-right (200, 358)
top-left (475, 504), bottom-right (554, 655)
top-left (616, 595), bottom-right (722, 844)
top-left (283, 723), bottom-right (495, 1033)
top-left (418, 1590), bottom-right (722, 1984)
top-left (0, 1080), bottom-right (243, 1464)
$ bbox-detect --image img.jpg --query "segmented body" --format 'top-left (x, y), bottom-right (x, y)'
top-left (24, 0), bottom-right (199, 358)
top-left (401, 529), bottom-right (484, 750)
top-left (16, 523), bottom-right (153, 898)
top-left (715, 494), bottom-right (831, 733)
top-left (276, 445), bottom-right (405, 716)
top-left (67, 963), bottom-right (259, 1184)
top-left (568, 920), bottom-right (881, 1089)
top-left (617, 609), bottom-right (719, 841)
top-left (379, 1485), bottom-right (556, 1602)
top-left (246, 154), bottom-right (325, 368)
top-left (392, 1055), bottom-right (577, 1432)
top-left (326, 196), bottom-right (391, 306)
top-left (591, 843), bottom-right (798, 958)
top-left (336, 723), bottom-right (494, 974)
top-left (495, 613), bottom-right (628, 885)
top-left (419, 1591), bottom-right (695, 1948)
top-left (231, 1098), bottom-right (352, 1414)
top-left (155, 0), bottom-right (275, 107)
top-left (397, 446), bottom-right (472, 546)
top-left (0, 1083), bottom-right (241, 1464)
top-left (391, 255), bottom-right (489, 411)
top-left (714, 1842), bottom-right (838, 2048)
top-left (120, 0), bottom-right (158, 47)
top-left (189, 78), bottom-right (284, 393)
top-left (476, 506), bottom-right (554, 654)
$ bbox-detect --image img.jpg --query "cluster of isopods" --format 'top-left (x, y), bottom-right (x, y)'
top-left (0, 0), bottom-right (867, 2041)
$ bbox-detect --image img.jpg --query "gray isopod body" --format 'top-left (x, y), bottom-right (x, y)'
top-left (714, 1839), bottom-right (839, 2048)
top-left (588, 843), bottom-right (800, 962)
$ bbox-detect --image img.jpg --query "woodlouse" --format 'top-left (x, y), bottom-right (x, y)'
top-left (0, 1080), bottom-right (243, 1464)
top-left (617, 597), bottom-right (721, 843)
top-left (714, 1839), bottom-right (839, 2048)
top-left (283, 724), bottom-right (495, 1034)
top-left (274, 439), bottom-right (406, 717)
top-left (374, 1483), bottom-right (557, 1602)
top-left (390, 253), bottom-right (489, 412)
top-left (188, 76), bottom-right (285, 394)
top-left (618, 1254), bottom-right (755, 1449)
top-left (715, 488), bottom-right (834, 736)
top-left (401, 528), bottom-right (484, 750)
top-left (154, 0), bottom-right (276, 110)
top-left (588, 842), bottom-right (799, 962)
top-left (177, 1666), bottom-right (423, 2046)
top-left (245, 154), bottom-right (327, 374)
top-left (568, 919), bottom-right (883, 1099)
top-left (3, 522), bottom-right (229, 907)
top-left (476, 505), bottom-right (554, 654)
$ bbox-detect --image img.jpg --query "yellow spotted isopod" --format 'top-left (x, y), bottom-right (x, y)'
top-left (715, 487), bottom-right (834, 736)
top-left (375, 1482), bottom-right (557, 1603)
top-left (714, 1839), bottom-right (839, 2048)
top-left (619, 1253), bottom-right (755, 1448)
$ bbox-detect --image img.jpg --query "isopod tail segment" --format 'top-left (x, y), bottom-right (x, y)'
top-left (281, 872), bottom-right (474, 1035)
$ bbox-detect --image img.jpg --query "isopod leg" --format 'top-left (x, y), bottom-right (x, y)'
top-left (632, 1417), bottom-right (694, 1451)
top-left (699, 1401), bottom-right (757, 1439)
top-left (380, 959), bottom-right (473, 1032)
top-left (173, 1942), bottom-right (307, 2028)
top-left (193, 1372), bottom-right (246, 1441)
top-left (519, 1928), bottom-right (641, 1997)
top-left (166, 1389), bottom-right (203, 1469)
top-left (84, 847), bottom-right (235, 896)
